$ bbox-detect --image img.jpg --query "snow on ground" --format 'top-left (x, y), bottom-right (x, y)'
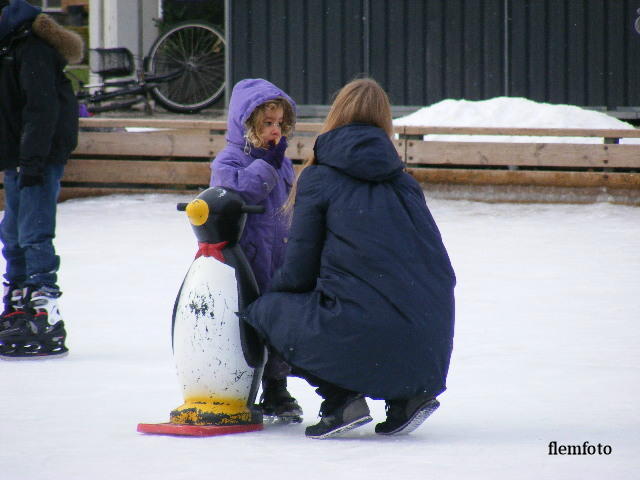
top-left (0, 193), bottom-right (638, 480)
top-left (393, 97), bottom-right (640, 143)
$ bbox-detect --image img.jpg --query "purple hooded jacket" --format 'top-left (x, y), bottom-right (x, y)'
top-left (210, 79), bottom-right (296, 292)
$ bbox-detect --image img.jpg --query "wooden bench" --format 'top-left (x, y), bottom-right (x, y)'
top-left (1, 118), bottom-right (638, 207)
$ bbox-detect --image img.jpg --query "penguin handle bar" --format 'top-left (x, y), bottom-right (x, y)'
top-left (241, 205), bottom-right (265, 214)
top-left (176, 203), bottom-right (265, 214)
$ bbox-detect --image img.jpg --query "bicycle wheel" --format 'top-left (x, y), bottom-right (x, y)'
top-left (147, 22), bottom-right (225, 113)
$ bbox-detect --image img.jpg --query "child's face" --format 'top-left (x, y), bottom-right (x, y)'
top-left (259, 107), bottom-right (284, 146)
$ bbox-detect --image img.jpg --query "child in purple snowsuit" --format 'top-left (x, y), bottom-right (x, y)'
top-left (210, 78), bottom-right (302, 422)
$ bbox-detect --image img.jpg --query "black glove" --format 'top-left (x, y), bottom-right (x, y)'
top-left (262, 137), bottom-right (288, 169)
top-left (18, 173), bottom-right (44, 189)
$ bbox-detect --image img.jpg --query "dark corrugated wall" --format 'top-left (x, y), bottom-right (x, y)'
top-left (227, 0), bottom-right (640, 108)
top-left (507, 0), bottom-right (640, 108)
top-left (366, 0), bottom-right (505, 103)
top-left (227, 0), bottom-right (367, 104)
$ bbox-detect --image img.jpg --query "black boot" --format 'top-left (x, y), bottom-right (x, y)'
top-left (259, 378), bottom-right (303, 423)
top-left (374, 394), bottom-right (440, 436)
top-left (0, 286), bottom-right (68, 359)
top-left (305, 393), bottom-right (372, 439)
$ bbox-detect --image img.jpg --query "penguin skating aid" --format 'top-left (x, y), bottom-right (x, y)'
top-left (138, 188), bottom-right (267, 436)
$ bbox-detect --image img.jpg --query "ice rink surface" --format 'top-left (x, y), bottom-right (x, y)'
top-left (1, 192), bottom-right (637, 479)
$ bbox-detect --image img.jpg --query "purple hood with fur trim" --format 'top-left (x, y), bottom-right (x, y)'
top-left (225, 78), bottom-right (296, 147)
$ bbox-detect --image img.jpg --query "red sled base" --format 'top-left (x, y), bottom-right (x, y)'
top-left (137, 422), bottom-right (263, 437)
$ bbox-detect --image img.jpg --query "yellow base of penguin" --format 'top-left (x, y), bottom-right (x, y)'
top-left (169, 396), bottom-right (261, 425)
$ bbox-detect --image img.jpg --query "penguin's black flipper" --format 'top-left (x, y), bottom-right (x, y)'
top-left (237, 307), bottom-right (267, 407)
top-left (170, 278), bottom-right (186, 351)
top-left (238, 319), bottom-right (266, 368)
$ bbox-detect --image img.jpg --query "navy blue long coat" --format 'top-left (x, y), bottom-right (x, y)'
top-left (246, 123), bottom-right (456, 400)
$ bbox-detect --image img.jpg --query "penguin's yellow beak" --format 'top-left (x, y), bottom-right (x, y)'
top-left (185, 199), bottom-right (209, 226)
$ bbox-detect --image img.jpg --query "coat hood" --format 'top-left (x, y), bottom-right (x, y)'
top-left (0, 0), bottom-right (39, 42)
top-left (226, 78), bottom-right (297, 146)
top-left (0, 0), bottom-right (83, 64)
top-left (314, 123), bottom-right (404, 182)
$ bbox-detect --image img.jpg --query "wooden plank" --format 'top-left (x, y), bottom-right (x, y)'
top-left (75, 128), bottom-right (319, 159)
top-left (287, 136), bottom-right (405, 161)
top-left (63, 159), bottom-right (210, 185)
top-left (407, 168), bottom-right (640, 188)
top-left (74, 131), bottom-right (225, 158)
top-left (296, 123), bottom-right (409, 135)
top-left (401, 125), bottom-right (640, 138)
top-left (405, 141), bottom-right (640, 168)
top-left (78, 119), bottom-right (321, 134)
top-left (80, 118), bottom-right (228, 131)
top-left (295, 123), bottom-right (323, 133)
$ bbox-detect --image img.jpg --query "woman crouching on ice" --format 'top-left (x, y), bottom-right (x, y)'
top-left (243, 78), bottom-right (456, 439)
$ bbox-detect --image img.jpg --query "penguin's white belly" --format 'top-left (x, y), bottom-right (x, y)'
top-left (173, 256), bottom-right (253, 400)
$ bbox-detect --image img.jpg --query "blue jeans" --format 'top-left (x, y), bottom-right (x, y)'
top-left (0, 163), bottom-right (65, 289)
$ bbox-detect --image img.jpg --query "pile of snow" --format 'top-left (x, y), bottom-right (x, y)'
top-left (393, 97), bottom-right (640, 144)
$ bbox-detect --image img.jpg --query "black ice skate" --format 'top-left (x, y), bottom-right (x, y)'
top-left (0, 286), bottom-right (68, 359)
top-left (305, 394), bottom-right (372, 439)
top-left (259, 378), bottom-right (303, 424)
top-left (374, 394), bottom-right (440, 436)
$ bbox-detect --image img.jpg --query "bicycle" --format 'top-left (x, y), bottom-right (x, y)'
top-left (71, 21), bottom-right (225, 114)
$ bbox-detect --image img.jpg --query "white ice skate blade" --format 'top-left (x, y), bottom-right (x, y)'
top-left (307, 415), bottom-right (372, 440)
top-left (376, 399), bottom-right (440, 436)
top-left (264, 414), bottom-right (303, 425)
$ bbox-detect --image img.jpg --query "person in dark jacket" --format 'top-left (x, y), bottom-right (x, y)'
top-left (245, 78), bottom-right (456, 438)
top-left (210, 78), bottom-right (302, 422)
top-left (0, 0), bottom-right (83, 358)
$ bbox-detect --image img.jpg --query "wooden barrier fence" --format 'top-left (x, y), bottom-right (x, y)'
top-left (2, 117), bottom-right (639, 206)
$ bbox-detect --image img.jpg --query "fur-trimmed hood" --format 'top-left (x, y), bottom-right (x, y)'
top-left (32, 14), bottom-right (84, 64)
top-left (226, 78), bottom-right (297, 147)
top-left (0, 0), bottom-right (83, 64)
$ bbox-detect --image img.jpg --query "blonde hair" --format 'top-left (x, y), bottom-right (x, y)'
top-left (282, 78), bottom-right (393, 215)
top-left (245, 98), bottom-right (296, 148)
